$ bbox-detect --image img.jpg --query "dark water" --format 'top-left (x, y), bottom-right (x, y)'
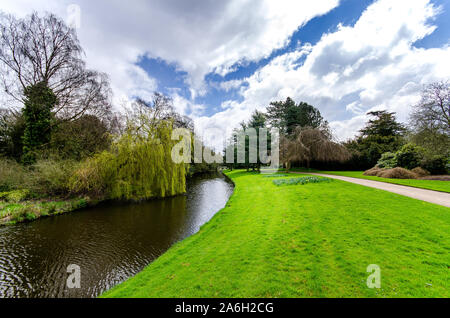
top-left (0, 173), bottom-right (233, 298)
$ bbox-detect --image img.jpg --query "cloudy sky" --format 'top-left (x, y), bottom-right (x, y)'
top-left (1, 0), bottom-right (449, 148)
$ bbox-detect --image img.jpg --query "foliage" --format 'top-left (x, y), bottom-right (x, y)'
top-left (409, 127), bottom-right (450, 159)
top-left (345, 111), bottom-right (406, 168)
top-left (225, 110), bottom-right (272, 172)
top-left (360, 111), bottom-right (406, 138)
top-left (266, 97), bottom-right (328, 134)
top-left (0, 189), bottom-right (30, 203)
top-left (30, 159), bottom-right (77, 196)
top-left (0, 198), bottom-right (91, 225)
top-left (307, 170), bottom-right (450, 193)
top-left (49, 115), bottom-right (111, 160)
top-left (70, 120), bottom-right (186, 201)
top-left (0, 12), bottom-right (111, 120)
top-left (0, 158), bottom-right (27, 192)
top-left (420, 155), bottom-right (448, 175)
top-left (281, 127), bottom-right (350, 170)
top-left (410, 81), bottom-right (449, 135)
top-left (376, 152), bottom-right (397, 169)
top-left (273, 176), bottom-right (331, 186)
top-left (21, 82), bottom-right (57, 164)
top-left (0, 157), bottom-right (76, 197)
top-left (408, 82), bottom-right (449, 162)
top-left (394, 143), bottom-right (425, 170)
top-left (0, 110), bottom-right (26, 160)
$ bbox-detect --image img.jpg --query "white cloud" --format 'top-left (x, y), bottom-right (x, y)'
top-left (0, 0), bottom-right (339, 105)
top-left (198, 0), bottom-right (450, 146)
top-left (2, 0), bottom-right (449, 150)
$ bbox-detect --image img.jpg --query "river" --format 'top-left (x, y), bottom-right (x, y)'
top-left (0, 173), bottom-right (233, 298)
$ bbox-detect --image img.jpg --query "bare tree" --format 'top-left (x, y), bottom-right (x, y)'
top-left (411, 81), bottom-right (450, 133)
top-left (281, 127), bottom-right (350, 171)
top-left (0, 12), bottom-right (111, 121)
top-left (123, 92), bottom-right (194, 141)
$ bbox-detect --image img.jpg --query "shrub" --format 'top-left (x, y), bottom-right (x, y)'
top-left (50, 115), bottom-right (111, 161)
top-left (377, 167), bottom-right (418, 179)
top-left (30, 160), bottom-right (77, 196)
top-left (411, 167), bottom-right (430, 177)
top-left (420, 155), bottom-right (448, 175)
top-left (363, 167), bottom-right (383, 176)
top-left (0, 189), bottom-right (30, 203)
top-left (377, 152), bottom-right (397, 169)
top-left (69, 121), bottom-right (186, 201)
top-left (395, 143), bottom-right (425, 170)
top-left (0, 158), bottom-right (27, 192)
top-left (69, 155), bottom-right (108, 198)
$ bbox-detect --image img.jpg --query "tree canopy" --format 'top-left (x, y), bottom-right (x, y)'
top-left (0, 12), bottom-right (111, 121)
top-left (346, 111), bottom-right (406, 168)
top-left (266, 97), bottom-right (328, 134)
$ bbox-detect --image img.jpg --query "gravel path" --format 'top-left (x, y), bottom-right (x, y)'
top-left (291, 172), bottom-right (450, 208)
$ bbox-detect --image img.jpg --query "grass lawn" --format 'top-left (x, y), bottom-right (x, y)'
top-left (103, 171), bottom-right (450, 298)
top-left (289, 168), bottom-right (450, 193)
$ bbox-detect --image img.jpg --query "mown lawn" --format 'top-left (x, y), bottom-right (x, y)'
top-left (103, 171), bottom-right (449, 298)
top-left (317, 171), bottom-right (450, 193)
top-left (287, 168), bottom-right (450, 193)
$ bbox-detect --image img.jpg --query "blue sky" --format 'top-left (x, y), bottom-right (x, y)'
top-left (137, 0), bottom-right (449, 119)
top-left (139, 0), bottom-right (378, 115)
top-left (2, 0), bottom-right (449, 147)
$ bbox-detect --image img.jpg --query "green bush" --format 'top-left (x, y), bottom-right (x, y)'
top-left (421, 155), bottom-right (448, 175)
top-left (395, 144), bottom-right (425, 170)
top-left (0, 189), bottom-right (31, 203)
top-left (377, 152), bottom-right (397, 169)
top-left (69, 121), bottom-right (186, 201)
top-left (29, 159), bottom-right (77, 196)
top-left (0, 158), bottom-right (27, 192)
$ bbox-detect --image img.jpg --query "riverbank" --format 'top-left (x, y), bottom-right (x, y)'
top-left (103, 170), bottom-right (449, 298)
top-left (0, 196), bottom-right (93, 226)
top-left (0, 173), bottom-right (233, 298)
top-left (0, 171), bottom-right (218, 226)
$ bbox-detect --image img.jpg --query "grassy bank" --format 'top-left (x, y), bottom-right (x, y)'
top-left (289, 169), bottom-right (450, 193)
top-left (0, 196), bottom-right (91, 226)
top-left (103, 170), bottom-right (449, 298)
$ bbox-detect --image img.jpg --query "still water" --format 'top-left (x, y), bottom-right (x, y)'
top-left (0, 173), bottom-right (233, 298)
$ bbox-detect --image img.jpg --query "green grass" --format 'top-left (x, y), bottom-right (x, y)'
top-left (103, 171), bottom-right (449, 298)
top-left (302, 170), bottom-right (450, 193)
top-left (0, 198), bottom-right (91, 225)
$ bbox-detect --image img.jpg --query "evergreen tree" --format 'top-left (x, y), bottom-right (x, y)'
top-left (346, 111), bottom-right (406, 168)
top-left (22, 82), bottom-right (57, 164)
top-left (266, 97), bottom-right (327, 134)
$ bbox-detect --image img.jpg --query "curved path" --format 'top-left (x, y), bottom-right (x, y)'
top-left (291, 172), bottom-right (450, 208)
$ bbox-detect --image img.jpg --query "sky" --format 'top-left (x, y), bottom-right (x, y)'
top-left (1, 0), bottom-right (449, 150)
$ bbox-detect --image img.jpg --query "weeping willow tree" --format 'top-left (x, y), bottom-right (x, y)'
top-left (281, 127), bottom-right (350, 171)
top-left (70, 98), bottom-right (186, 200)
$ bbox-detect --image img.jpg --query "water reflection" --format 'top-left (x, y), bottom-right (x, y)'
top-left (0, 173), bottom-right (233, 298)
